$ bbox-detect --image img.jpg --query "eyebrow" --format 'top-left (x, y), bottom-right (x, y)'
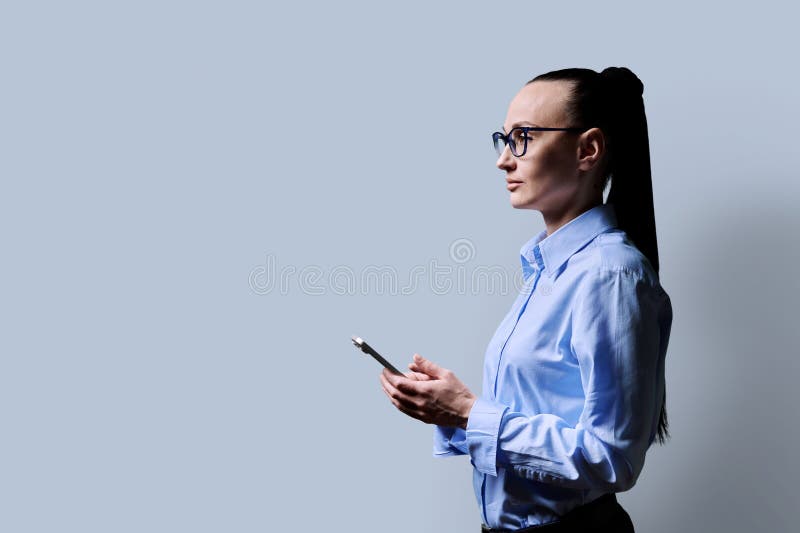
top-left (502, 122), bottom-right (542, 134)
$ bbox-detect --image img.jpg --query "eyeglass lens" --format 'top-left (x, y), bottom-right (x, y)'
top-left (493, 129), bottom-right (527, 157)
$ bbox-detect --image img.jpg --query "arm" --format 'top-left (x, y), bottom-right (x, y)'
top-left (467, 269), bottom-right (671, 490)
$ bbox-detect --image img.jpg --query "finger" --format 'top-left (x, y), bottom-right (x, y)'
top-left (386, 385), bottom-right (425, 413)
top-left (384, 370), bottom-right (421, 395)
top-left (412, 353), bottom-right (445, 379)
top-left (379, 371), bottom-right (398, 399)
top-left (408, 362), bottom-right (429, 375)
top-left (407, 366), bottom-right (432, 381)
top-left (379, 371), bottom-right (399, 396)
top-left (381, 380), bottom-right (417, 411)
top-left (386, 392), bottom-right (427, 421)
top-left (383, 368), bottom-right (406, 387)
top-left (380, 372), bottom-right (423, 410)
top-left (380, 380), bottom-right (393, 400)
top-left (382, 368), bottom-right (402, 389)
top-left (408, 362), bottom-right (437, 380)
top-left (395, 393), bottom-right (423, 412)
top-left (404, 370), bottom-right (425, 381)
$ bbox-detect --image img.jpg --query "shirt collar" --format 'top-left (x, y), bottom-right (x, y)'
top-left (519, 204), bottom-right (618, 281)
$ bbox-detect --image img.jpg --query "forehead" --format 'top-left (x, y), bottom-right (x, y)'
top-left (504, 80), bottom-right (572, 129)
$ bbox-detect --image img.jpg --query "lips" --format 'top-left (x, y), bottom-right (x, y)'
top-left (506, 179), bottom-right (523, 191)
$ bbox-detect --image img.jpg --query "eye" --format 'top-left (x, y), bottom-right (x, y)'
top-left (512, 129), bottom-right (535, 142)
top-left (511, 130), bottom-right (526, 143)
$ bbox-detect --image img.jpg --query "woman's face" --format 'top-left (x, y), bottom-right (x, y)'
top-left (497, 80), bottom-right (599, 222)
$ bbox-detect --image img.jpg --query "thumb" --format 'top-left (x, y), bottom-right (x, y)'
top-left (413, 353), bottom-right (444, 378)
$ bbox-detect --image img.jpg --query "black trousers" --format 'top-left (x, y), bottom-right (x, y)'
top-left (480, 493), bottom-right (634, 533)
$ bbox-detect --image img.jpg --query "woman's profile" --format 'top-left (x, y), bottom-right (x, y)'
top-left (380, 67), bottom-right (673, 532)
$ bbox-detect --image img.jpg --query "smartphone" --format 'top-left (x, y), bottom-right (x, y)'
top-left (351, 335), bottom-right (405, 376)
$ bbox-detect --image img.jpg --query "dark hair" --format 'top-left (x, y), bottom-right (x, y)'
top-left (529, 67), bottom-right (669, 445)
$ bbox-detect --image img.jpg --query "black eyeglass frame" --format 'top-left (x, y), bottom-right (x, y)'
top-left (492, 126), bottom-right (586, 157)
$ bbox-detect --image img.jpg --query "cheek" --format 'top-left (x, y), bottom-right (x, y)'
top-left (540, 143), bottom-right (573, 169)
top-left (520, 146), bottom-right (566, 179)
top-left (533, 141), bottom-right (577, 177)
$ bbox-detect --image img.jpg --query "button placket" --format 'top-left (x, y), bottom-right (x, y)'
top-left (491, 245), bottom-right (544, 398)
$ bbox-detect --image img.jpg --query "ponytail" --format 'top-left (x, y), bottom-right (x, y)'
top-left (600, 67), bottom-right (660, 274)
top-left (529, 67), bottom-right (669, 444)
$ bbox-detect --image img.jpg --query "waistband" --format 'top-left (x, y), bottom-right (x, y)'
top-left (480, 493), bottom-right (620, 532)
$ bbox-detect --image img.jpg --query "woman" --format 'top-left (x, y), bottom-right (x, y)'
top-left (380, 67), bottom-right (673, 532)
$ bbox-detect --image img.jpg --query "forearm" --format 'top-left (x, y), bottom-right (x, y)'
top-left (465, 397), bottom-right (646, 491)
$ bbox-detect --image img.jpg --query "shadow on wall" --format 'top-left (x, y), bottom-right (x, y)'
top-left (669, 197), bottom-right (799, 532)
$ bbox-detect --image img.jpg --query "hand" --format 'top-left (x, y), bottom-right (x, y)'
top-left (379, 353), bottom-right (476, 429)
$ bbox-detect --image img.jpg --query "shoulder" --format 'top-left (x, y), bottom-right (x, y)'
top-left (562, 229), bottom-right (671, 312)
top-left (568, 231), bottom-right (672, 325)
top-left (570, 229), bottom-right (660, 286)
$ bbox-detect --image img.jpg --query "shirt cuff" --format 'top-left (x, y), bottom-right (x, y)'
top-left (433, 425), bottom-right (468, 456)
top-left (466, 397), bottom-right (507, 476)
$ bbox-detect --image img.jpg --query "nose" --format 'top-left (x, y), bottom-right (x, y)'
top-left (496, 144), bottom-right (516, 171)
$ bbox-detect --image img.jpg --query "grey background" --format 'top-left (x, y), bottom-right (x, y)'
top-left (2, 1), bottom-right (798, 531)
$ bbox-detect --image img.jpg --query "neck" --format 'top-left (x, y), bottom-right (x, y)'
top-left (542, 199), bottom-right (603, 236)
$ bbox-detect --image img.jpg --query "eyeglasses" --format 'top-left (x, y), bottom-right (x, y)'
top-left (492, 126), bottom-right (585, 157)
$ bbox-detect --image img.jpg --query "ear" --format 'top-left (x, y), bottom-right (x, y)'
top-left (576, 127), bottom-right (606, 172)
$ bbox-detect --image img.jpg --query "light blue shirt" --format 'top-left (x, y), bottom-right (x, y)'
top-left (434, 204), bottom-right (673, 529)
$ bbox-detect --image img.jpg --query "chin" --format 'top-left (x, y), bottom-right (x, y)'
top-left (510, 195), bottom-right (537, 210)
